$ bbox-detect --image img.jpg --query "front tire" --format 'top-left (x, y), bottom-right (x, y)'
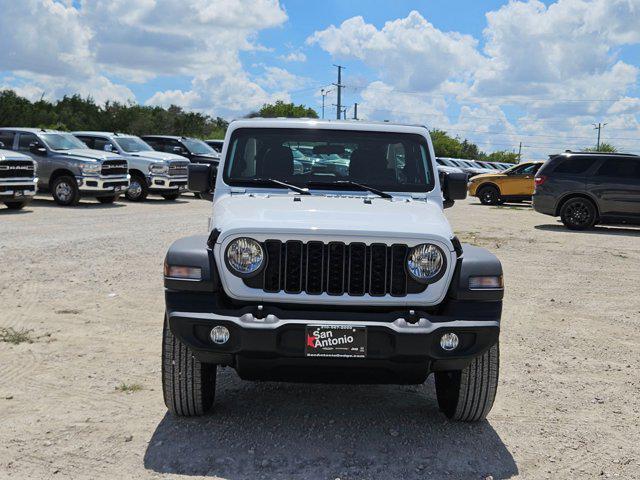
top-left (52, 176), bottom-right (80, 206)
top-left (4, 200), bottom-right (28, 210)
top-left (560, 197), bottom-right (596, 230)
top-left (435, 343), bottom-right (499, 422)
top-left (162, 315), bottom-right (216, 416)
top-left (477, 185), bottom-right (503, 205)
top-left (125, 174), bottom-right (149, 202)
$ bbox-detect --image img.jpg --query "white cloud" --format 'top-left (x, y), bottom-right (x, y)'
top-left (279, 51), bottom-right (307, 62)
top-left (308, 3), bottom-right (640, 157)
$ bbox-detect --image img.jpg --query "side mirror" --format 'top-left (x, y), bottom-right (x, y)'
top-left (441, 171), bottom-right (468, 208)
top-left (188, 163), bottom-right (214, 197)
top-left (173, 146), bottom-right (187, 155)
top-left (104, 143), bottom-right (114, 152)
top-left (29, 142), bottom-right (47, 156)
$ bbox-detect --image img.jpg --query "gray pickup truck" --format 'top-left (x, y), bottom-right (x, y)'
top-left (0, 128), bottom-right (130, 206)
top-left (74, 132), bottom-right (189, 201)
top-left (0, 147), bottom-right (37, 210)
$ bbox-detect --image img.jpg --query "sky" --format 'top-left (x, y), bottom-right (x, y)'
top-left (1, 0), bottom-right (640, 159)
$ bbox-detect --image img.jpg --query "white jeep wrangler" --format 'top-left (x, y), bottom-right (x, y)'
top-left (163, 119), bottom-right (503, 422)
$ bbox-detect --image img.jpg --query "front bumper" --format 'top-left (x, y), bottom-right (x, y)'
top-left (0, 178), bottom-right (38, 198)
top-left (166, 291), bottom-right (500, 380)
top-left (77, 174), bottom-right (130, 196)
top-left (148, 174), bottom-right (188, 192)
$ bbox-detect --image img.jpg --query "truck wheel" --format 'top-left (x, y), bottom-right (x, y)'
top-left (162, 316), bottom-right (216, 416)
top-left (435, 342), bottom-right (499, 422)
top-left (560, 197), bottom-right (596, 230)
top-left (52, 176), bottom-right (80, 206)
top-left (97, 195), bottom-right (119, 204)
top-left (4, 201), bottom-right (28, 210)
top-left (477, 186), bottom-right (503, 205)
top-left (125, 174), bottom-right (148, 202)
top-left (161, 193), bottom-right (180, 201)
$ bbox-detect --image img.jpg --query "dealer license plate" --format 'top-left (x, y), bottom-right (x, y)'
top-left (305, 325), bottom-right (367, 358)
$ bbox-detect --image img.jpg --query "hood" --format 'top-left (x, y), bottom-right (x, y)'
top-left (56, 149), bottom-right (123, 161)
top-left (214, 194), bottom-right (453, 245)
top-left (0, 149), bottom-right (31, 161)
top-left (127, 150), bottom-right (185, 162)
top-left (469, 172), bottom-right (506, 181)
top-left (193, 154), bottom-right (220, 163)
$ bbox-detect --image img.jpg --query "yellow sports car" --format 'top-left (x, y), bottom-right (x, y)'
top-left (468, 161), bottom-right (544, 205)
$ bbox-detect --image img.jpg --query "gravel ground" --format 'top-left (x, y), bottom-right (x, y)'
top-left (1, 194), bottom-right (639, 480)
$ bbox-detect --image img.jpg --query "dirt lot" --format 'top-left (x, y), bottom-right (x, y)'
top-left (1, 194), bottom-right (639, 480)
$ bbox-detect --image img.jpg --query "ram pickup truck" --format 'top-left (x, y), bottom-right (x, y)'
top-left (0, 128), bottom-right (130, 206)
top-left (163, 119), bottom-right (503, 422)
top-left (73, 132), bottom-right (188, 201)
top-left (0, 147), bottom-right (37, 210)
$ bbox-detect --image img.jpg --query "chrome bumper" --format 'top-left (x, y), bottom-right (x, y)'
top-left (76, 174), bottom-right (130, 193)
top-left (149, 175), bottom-right (188, 190)
top-left (0, 178), bottom-right (38, 197)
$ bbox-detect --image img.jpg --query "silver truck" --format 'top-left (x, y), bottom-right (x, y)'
top-left (0, 128), bottom-right (130, 206)
top-left (73, 132), bottom-right (189, 201)
top-left (0, 147), bottom-right (37, 210)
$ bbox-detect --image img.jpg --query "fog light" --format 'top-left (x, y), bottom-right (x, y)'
top-left (440, 333), bottom-right (459, 351)
top-left (210, 326), bottom-right (230, 345)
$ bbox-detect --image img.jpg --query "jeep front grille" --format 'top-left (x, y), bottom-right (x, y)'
top-left (245, 240), bottom-right (427, 297)
top-left (101, 160), bottom-right (128, 176)
top-left (168, 162), bottom-right (188, 177)
top-left (0, 160), bottom-right (35, 179)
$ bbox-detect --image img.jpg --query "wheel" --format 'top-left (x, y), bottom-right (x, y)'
top-left (162, 315), bottom-right (216, 416)
top-left (161, 193), bottom-right (180, 201)
top-left (560, 197), bottom-right (596, 230)
top-left (52, 176), bottom-right (80, 206)
top-left (125, 174), bottom-right (148, 202)
top-left (435, 342), bottom-right (499, 422)
top-left (4, 201), bottom-right (28, 210)
top-left (193, 192), bottom-right (202, 199)
top-left (477, 185), bottom-right (503, 205)
top-left (97, 195), bottom-right (119, 204)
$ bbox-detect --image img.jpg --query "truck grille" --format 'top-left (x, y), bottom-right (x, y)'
top-left (168, 161), bottom-right (188, 177)
top-left (101, 160), bottom-right (128, 176)
top-left (247, 240), bottom-right (427, 297)
top-left (0, 160), bottom-right (35, 178)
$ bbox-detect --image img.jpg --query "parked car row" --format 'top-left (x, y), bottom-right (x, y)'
top-left (0, 128), bottom-right (225, 209)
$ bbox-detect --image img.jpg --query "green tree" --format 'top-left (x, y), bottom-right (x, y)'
top-left (584, 142), bottom-right (617, 153)
top-left (479, 150), bottom-right (519, 164)
top-left (247, 100), bottom-right (318, 119)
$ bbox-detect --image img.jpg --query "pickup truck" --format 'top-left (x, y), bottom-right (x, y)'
top-left (0, 147), bottom-right (37, 210)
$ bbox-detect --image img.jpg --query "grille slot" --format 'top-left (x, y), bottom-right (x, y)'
top-left (101, 160), bottom-right (128, 176)
top-left (250, 240), bottom-right (421, 297)
top-left (168, 162), bottom-right (188, 176)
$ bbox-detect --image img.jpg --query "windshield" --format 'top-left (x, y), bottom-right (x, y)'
top-left (182, 138), bottom-right (215, 155)
top-left (224, 128), bottom-right (434, 193)
top-left (41, 133), bottom-right (87, 150)
top-left (115, 136), bottom-right (153, 153)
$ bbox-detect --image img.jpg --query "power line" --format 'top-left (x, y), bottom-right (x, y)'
top-left (593, 122), bottom-right (607, 149)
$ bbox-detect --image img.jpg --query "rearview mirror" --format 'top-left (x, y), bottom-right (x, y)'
top-left (29, 142), bottom-right (47, 156)
top-left (441, 171), bottom-right (468, 208)
top-left (188, 163), bottom-right (214, 197)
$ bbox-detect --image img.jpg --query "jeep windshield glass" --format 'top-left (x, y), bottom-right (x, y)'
top-left (223, 128), bottom-right (434, 193)
top-left (41, 133), bottom-right (87, 151)
top-left (115, 136), bottom-right (153, 153)
top-left (182, 138), bottom-right (216, 155)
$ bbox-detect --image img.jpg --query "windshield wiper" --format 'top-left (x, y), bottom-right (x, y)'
top-left (305, 180), bottom-right (393, 199)
top-left (248, 178), bottom-right (311, 195)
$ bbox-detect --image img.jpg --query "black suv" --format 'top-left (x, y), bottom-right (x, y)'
top-left (533, 151), bottom-right (640, 229)
top-left (141, 135), bottom-right (220, 167)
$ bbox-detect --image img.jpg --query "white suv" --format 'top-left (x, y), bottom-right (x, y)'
top-left (162, 119), bottom-right (503, 422)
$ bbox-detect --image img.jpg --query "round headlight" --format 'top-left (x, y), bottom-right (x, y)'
top-left (225, 238), bottom-right (264, 277)
top-left (407, 243), bottom-right (445, 282)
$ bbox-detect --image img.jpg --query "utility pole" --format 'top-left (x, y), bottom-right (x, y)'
top-left (320, 88), bottom-right (332, 119)
top-left (353, 102), bottom-right (358, 120)
top-left (333, 65), bottom-right (345, 120)
top-left (593, 122), bottom-right (607, 150)
top-left (517, 142), bottom-right (522, 162)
